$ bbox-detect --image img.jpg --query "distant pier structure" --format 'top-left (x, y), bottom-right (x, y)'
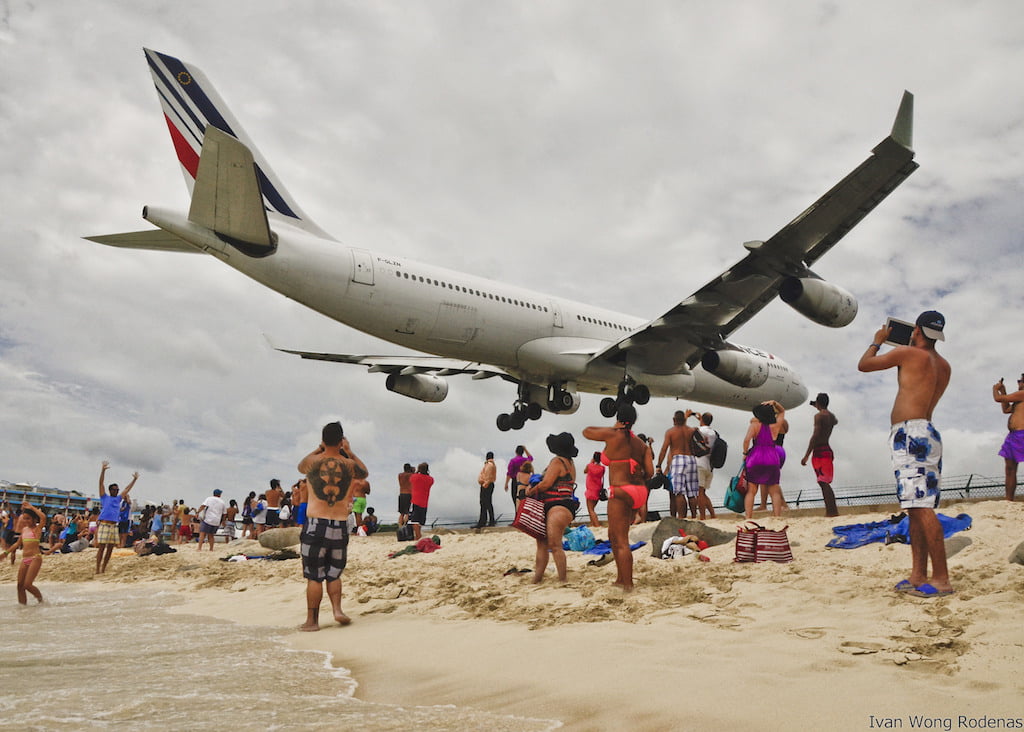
top-left (1, 480), bottom-right (92, 515)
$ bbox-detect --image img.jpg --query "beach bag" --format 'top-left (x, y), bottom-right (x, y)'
top-left (396, 524), bottom-right (415, 542)
top-left (690, 429), bottom-right (710, 457)
top-left (710, 431), bottom-right (728, 469)
top-left (724, 464), bottom-right (746, 514)
top-left (512, 496), bottom-right (547, 540)
top-left (565, 525), bottom-right (596, 551)
top-left (279, 504), bottom-right (291, 521)
top-left (734, 522), bottom-right (793, 563)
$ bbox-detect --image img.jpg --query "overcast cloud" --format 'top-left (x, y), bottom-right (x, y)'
top-left (1, 1), bottom-right (1021, 523)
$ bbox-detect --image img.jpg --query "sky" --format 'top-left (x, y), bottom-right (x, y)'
top-left (1, 1), bottom-right (1022, 524)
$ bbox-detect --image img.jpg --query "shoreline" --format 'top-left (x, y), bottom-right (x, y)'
top-left (8, 500), bottom-right (1024, 729)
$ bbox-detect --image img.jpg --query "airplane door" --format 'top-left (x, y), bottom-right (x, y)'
top-left (549, 299), bottom-right (564, 328)
top-left (428, 304), bottom-right (479, 343)
top-left (351, 249), bottom-right (374, 285)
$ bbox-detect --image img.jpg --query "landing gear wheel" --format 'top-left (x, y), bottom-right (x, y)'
top-left (496, 413), bottom-right (512, 432)
top-left (510, 411), bottom-right (527, 430)
top-left (600, 397), bottom-right (619, 418)
top-left (633, 384), bottom-right (651, 405)
top-left (526, 402), bottom-right (543, 421)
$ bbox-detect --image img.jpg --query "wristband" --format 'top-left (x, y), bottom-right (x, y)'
top-left (869, 343), bottom-right (882, 349)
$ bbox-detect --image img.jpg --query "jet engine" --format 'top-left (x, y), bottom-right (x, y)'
top-left (779, 277), bottom-right (858, 328)
top-left (547, 389), bottom-right (581, 415)
top-left (700, 350), bottom-right (770, 389)
top-left (385, 373), bottom-right (449, 403)
top-left (523, 384), bottom-right (582, 415)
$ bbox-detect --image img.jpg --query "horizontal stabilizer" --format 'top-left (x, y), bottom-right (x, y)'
top-left (83, 229), bottom-right (199, 253)
top-left (189, 126), bottom-right (274, 250)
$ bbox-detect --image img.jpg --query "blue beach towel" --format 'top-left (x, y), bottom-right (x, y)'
top-left (581, 540), bottom-right (647, 556)
top-left (827, 512), bottom-right (972, 549)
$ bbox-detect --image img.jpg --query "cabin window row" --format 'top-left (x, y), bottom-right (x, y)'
top-left (576, 314), bottom-right (628, 331)
top-left (395, 270), bottom-right (548, 312)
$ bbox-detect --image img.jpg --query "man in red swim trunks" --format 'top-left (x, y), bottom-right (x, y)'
top-left (801, 393), bottom-right (839, 517)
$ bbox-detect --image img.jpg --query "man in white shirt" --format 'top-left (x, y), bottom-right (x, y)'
top-left (695, 413), bottom-right (717, 520)
top-left (197, 489), bottom-right (227, 551)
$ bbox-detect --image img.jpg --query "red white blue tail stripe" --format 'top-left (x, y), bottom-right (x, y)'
top-left (144, 48), bottom-right (329, 238)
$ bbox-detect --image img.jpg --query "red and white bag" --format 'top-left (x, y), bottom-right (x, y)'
top-left (512, 497), bottom-right (546, 540)
top-left (734, 522), bottom-right (793, 563)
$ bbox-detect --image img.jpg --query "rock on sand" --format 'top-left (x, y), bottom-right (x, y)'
top-left (259, 527), bottom-right (302, 550)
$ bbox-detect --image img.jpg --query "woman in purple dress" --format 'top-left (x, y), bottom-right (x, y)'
top-left (742, 400), bottom-right (786, 518)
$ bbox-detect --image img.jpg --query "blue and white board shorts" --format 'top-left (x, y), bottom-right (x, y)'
top-left (890, 419), bottom-right (942, 509)
top-left (669, 455), bottom-right (699, 498)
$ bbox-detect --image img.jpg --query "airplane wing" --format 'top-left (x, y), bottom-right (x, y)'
top-left (591, 91), bottom-right (918, 376)
top-left (271, 344), bottom-right (516, 381)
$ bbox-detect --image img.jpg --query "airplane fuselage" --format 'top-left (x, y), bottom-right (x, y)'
top-left (143, 206), bottom-right (808, 411)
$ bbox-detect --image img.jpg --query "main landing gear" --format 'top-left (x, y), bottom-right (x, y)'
top-left (496, 383), bottom-right (577, 432)
top-left (598, 376), bottom-right (650, 418)
top-left (496, 401), bottom-right (542, 432)
top-left (496, 382), bottom-right (543, 432)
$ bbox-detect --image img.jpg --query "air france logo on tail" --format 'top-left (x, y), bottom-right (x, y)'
top-left (144, 48), bottom-right (318, 231)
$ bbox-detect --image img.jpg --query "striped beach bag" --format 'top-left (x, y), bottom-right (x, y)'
top-left (734, 522), bottom-right (793, 563)
top-left (512, 497), bottom-right (547, 540)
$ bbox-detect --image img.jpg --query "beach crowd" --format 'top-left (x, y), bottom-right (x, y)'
top-left (3, 316), bottom-right (1022, 624)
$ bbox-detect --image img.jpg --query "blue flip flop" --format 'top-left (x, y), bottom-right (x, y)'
top-left (894, 579), bottom-right (916, 593)
top-left (907, 583), bottom-right (955, 598)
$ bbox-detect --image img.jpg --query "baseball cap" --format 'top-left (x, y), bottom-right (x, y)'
top-left (915, 310), bottom-right (945, 341)
top-left (213, 489), bottom-right (222, 496)
top-left (810, 392), bottom-right (830, 408)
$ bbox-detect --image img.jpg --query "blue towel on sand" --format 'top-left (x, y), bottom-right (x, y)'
top-left (827, 513), bottom-right (972, 549)
top-left (581, 540), bottom-right (647, 556)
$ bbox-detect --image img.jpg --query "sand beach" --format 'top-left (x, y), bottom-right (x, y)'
top-left (8, 499), bottom-right (1024, 730)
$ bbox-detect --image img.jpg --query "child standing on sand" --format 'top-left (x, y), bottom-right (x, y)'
top-left (2, 501), bottom-right (47, 604)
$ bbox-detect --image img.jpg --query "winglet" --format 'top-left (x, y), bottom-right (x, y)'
top-left (890, 90), bottom-right (913, 151)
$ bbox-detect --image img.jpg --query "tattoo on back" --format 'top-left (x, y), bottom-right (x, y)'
top-left (309, 457), bottom-right (353, 507)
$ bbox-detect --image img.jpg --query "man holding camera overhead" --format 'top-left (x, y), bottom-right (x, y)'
top-left (858, 311), bottom-right (952, 598)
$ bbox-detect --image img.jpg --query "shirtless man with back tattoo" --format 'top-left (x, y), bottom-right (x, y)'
top-left (296, 421), bottom-right (368, 630)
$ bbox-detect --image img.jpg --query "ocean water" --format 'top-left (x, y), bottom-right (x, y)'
top-left (0, 586), bottom-right (558, 731)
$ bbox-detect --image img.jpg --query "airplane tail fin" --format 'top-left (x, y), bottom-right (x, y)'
top-left (144, 48), bottom-right (331, 239)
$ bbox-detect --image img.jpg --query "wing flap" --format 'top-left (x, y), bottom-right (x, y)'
top-left (270, 343), bottom-right (514, 380)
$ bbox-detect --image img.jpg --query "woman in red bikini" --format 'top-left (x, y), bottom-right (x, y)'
top-left (1, 501), bottom-right (46, 604)
top-left (584, 404), bottom-right (653, 591)
top-left (526, 432), bottom-right (579, 584)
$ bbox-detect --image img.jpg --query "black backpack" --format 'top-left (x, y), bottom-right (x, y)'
top-left (710, 431), bottom-right (728, 469)
top-left (690, 429), bottom-right (711, 457)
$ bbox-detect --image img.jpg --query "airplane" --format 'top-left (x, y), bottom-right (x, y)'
top-left (87, 49), bottom-right (918, 432)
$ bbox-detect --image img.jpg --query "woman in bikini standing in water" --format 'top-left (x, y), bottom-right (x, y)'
top-left (584, 404), bottom-right (653, 591)
top-left (1, 501), bottom-right (47, 604)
